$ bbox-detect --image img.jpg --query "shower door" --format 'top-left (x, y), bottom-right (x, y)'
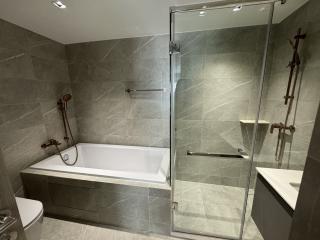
top-left (170, 1), bottom-right (274, 239)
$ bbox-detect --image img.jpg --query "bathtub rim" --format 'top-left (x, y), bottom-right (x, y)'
top-left (21, 168), bottom-right (171, 190)
top-left (29, 142), bottom-right (170, 185)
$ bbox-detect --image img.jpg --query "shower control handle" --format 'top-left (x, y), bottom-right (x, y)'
top-left (41, 139), bottom-right (61, 149)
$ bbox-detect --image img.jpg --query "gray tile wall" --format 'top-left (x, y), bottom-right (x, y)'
top-left (66, 36), bottom-right (170, 148)
top-left (255, 0), bottom-right (320, 172)
top-left (175, 1), bottom-right (320, 188)
top-left (289, 10), bottom-right (320, 235)
top-left (285, 2), bottom-right (320, 237)
top-left (0, 19), bottom-right (78, 192)
top-left (22, 173), bottom-right (171, 235)
top-left (175, 26), bottom-right (268, 187)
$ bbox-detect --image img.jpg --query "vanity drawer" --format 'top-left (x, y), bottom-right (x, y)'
top-left (252, 174), bottom-right (294, 240)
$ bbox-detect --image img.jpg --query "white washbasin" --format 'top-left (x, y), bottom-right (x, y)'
top-left (290, 182), bottom-right (301, 192)
top-left (256, 168), bottom-right (303, 210)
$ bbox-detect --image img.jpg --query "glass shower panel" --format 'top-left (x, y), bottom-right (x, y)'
top-left (171, 3), bottom-right (273, 239)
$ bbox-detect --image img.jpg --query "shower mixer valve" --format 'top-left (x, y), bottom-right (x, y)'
top-left (41, 139), bottom-right (61, 149)
top-left (270, 123), bottom-right (295, 134)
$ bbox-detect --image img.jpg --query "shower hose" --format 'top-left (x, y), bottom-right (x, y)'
top-left (55, 108), bottom-right (79, 166)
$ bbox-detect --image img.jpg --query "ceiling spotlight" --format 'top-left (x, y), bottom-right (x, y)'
top-left (52, 0), bottom-right (67, 9)
top-left (199, 11), bottom-right (206, 16)
top-left (233, 5), bottom-right (242, 12)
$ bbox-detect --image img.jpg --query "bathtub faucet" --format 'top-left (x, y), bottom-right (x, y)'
top-left (41, 139), bottom-right (61, 149)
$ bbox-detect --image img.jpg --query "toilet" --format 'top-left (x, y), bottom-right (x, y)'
top-left (15, 197), bottom-right (43, 240)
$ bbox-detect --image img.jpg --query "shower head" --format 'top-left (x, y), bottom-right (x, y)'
top-left (62, 94), bottom-right (72, 102)
top-left (58, 93), bottom-right (72, 110)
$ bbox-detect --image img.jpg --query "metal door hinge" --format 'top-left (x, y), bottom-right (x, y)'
top-left (169, 41), bottom-right (180, 54)
top-left (172, 201), bottom-right (178, 210)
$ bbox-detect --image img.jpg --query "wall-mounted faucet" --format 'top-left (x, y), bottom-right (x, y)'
top-left (270, 28), bottom-right (306, 167)
top-left (41, 139), bottom-right (61, 149)
top-left (270, 123), bottom-right (295, 134)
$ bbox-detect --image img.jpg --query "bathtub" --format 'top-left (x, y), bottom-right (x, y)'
top-left (30, 143), bottom-right (170, 183)
top-left (22, 143), bottom-right (171, 234)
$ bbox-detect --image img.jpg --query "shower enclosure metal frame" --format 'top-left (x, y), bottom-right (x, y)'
top-left (169, 0), bottom-right (284, 239)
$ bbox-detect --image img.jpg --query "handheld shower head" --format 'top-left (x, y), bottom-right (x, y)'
top-left (59, 94), bottom-right (72, 109)
top-left (62, 94), bottom-right (72, 102)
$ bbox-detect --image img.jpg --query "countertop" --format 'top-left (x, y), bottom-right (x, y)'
top-left (256, 168), bottom-right (303, 210)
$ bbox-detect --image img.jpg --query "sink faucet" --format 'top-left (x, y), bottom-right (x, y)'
top-left (41, 139), bottom-right (61, 149)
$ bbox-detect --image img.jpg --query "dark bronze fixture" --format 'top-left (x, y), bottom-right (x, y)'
top-left (284, 28), bottom-right (306, 105)
top-left (57, 94), bottom-right (73, 144)
top-left (270, 123), bottom-right (295, 134)
top-left (270, 28), bottom-right (306, 167)
top-left (41, 139), bottom-right (61, 149)
top-left (41, 94), bottom-right (78, 166)
top-left (56, 93), bottom-right (79, 166)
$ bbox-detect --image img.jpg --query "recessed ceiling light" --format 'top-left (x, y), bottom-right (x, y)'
top-left (233, 5), bottom-right (242, 12)
top-left (199, 11), bottom-right (206, 16)
top-left (52, 0), bottom-right (67, 9)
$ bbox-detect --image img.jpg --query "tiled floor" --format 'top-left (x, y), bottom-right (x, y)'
top-left (41, 217), bottom-right (178, 240)
top-left (173, 180), bottom-right (263, 240)
top-left (41, 181), bottom-right (262, 240)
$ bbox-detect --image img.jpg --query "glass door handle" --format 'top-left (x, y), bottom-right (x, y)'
top-left (187, 150), bottom-right (249, 159)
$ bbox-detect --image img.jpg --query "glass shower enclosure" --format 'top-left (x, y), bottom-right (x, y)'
top-left (170, 1), bottom-right (276, 239)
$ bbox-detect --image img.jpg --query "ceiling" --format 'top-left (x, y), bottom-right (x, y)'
top-left (0, 0), bottom-right (309, 44)
top-left (175, 0), bottom-right (309, 33)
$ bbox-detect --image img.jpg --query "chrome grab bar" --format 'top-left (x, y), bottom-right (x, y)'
top-left (0, 213), bottom-right (16, 234)
top-left (126, 88), bottom-right (166, 93)
top-left (187, 150), bottom-right (249, 159)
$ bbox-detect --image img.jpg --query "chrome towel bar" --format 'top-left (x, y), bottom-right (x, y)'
top-left (126, 88), bottom-right (165, 93)
top-left (187, 150), bottom-right (248, 159)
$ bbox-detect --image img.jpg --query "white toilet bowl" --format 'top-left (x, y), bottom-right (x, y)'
top-left (15, 197), bottom-right (43, 240)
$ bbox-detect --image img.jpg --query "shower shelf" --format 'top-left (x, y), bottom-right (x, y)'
top-left (240, 120), bottom-right (270, 124)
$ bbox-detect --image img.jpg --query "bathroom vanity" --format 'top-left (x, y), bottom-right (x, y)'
top-left (252, 168), bottom-right (303, 240)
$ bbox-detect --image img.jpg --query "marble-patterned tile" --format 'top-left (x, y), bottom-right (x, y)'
top-left (0, 54), bottom-right (34, 79)
top-left (41, 217), bottom-right (86, 240)
top-left (204, 52), bottom-right (258, 79)
top-left (0, 47), bottom-right (25, 62)
top-left (205, 26), bottom-right (263, 55)
top-left (32, 56), bottom-right (70, 83)
top-left (0, 103), bottom-right (43, 130)
top-left (30, 40), bottom-right (67, 61)
top-left (202, 99), bottom-right (249, 121)
top-left (177, 31), bottom-right (207, 56)
top-left (49, 182), bottom-right (97, 211)
top-left (135, 35), bottom-right (169, 60)
top-left (180, 54), bottom-right (205, 80)
top-left (0, 19), bottom-right (30, 50)
top-left (127, 119), bottom-right (166, 138)
top-left (173, 181), bottom-right (260, 239)
top-left (67, 40), bottom-right (118, 64)
top-left (128, 99), bottom-right (165, 119)
top-left (42, 217), bottom-right (183, 240)
top-left (2, 125), bottom-right (48, 191)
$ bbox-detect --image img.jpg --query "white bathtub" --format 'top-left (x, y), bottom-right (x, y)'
top-left (30, 143), bottom-right (170, 183)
